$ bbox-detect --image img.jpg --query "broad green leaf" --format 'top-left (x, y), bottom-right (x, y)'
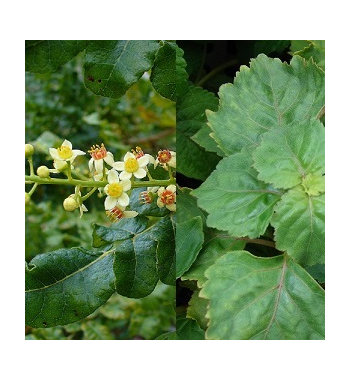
top-left (177, 86), bottom-right (221, 180)
top-left (25, 40), bottom-right (88, 73)
top-left (112, 215), bottom-right (175, 298)
top-left (208, 54), bottom-right (325, 156)
top-left (150, 41), bottom-right (176, 101)
top-left (83, 40), bottom-right (160, 98)
top-left (201, 251), bottom-right (325, 340)
top-left (175, 44), bottom-right (189, 98)
top-left (182, 230), bottom-right (246, 288)
top-left (191, 122), bottom-right (225, 156)
top-left (177, 187), bottom-right (207, 224)
top-left (254, 40), bottom-right (290, 56)
top-left (291, 40), bottom-right (325, 70)
top-left (192, 149), bottom-right (282, 238)
top-left (176, 314), bottom-right (205, 340)
top-left (305, 263), bottom-right (325, 283)
top-left (155, 331), bottom-right (177, 340)
top-left (271, 187), bottom-right (325, 266)
top-left (25, 247), bottom-right (115, 328)
top-left (253, 119), bottom-right (325, 190)
top-left (186, 290), bottom-right (209, 330)
top-left (176, 216), bottom-right (204, 278)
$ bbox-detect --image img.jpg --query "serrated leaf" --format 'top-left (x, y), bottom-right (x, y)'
top-left (181, 230), bottom-right (246, 288)
top-left (150, 41), bottom-right (176, 101)
top-left (254, 40), bottom-right (290, 56)
top-left (292, 40), bottom-right (325, 70)
top-left (25, 40), bottom-right (88, 73)
top-left (186, 290), bottom-right (209, 330)
top-left (25, 247), bottom-right (115, 328)
top-left (201, 251), bottom-right (325, 340)
top-left (176, 216), bottom-right (204, 278)
top-left (208, 54), bottom-right (325, 156)
top-left (177, 187), bottom-right (207, 224)
top-left (192, 148), bottom-right (282, 238)
top-left (271, 187), bottom-right (325, 266)
top-left (253, 119), bottom-right (325, 190)
top-left (175, 44), bottom-right (189, 98)
top-left (83, 40), bottom-right (159, 98)
top-left (176, 314), bottom-right (205, 340)
top-left (112, 215), bottom-right (175, 298)
top-left (191, 122), bottom-right (225, 156)
top-left (177, 86), bottom-right (221, 180)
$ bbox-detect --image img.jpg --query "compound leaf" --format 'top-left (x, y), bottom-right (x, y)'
top-left (25, 40), bottom-right (88, 73)
top-left (83, 40), bottom-right (159, 98)
top-left (271, 187), bottom-right (325, 266)
top-left (208, 54), bottom-right (325, 156)
top-left (25, 247), bottom-right (115, 328)
top-left (253, 119), bottom-right (325, 190)
top-left (192, 148), bottom-right (282, 238)
top-left (201, 251), bottom-right (325, 340)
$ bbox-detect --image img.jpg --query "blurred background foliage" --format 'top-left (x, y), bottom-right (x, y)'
top-left (25, 52), bottom-right (175, 339)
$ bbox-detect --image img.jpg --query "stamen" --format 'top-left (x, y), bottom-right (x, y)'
top-left (89, 143), bottom-right (107, 160)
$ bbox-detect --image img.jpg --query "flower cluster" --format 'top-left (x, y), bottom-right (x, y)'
top-left (25, 140), bottom-right (176, 223)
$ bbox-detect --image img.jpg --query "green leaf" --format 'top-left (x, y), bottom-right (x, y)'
top-left (291, 40), bottom-right (325, 70)
top-left (182, 230), bottom-right (246, 287)
top-left (176, 314), bottom-right (205, 340)
top-left (254, 40), bottom-right (290, 56)
top-left (25, 247), bottom-right (116, 328)
top-left (83, 40), bottom-right (160, 98)
top-left (177, 86), bottom-right (221, 180)
top-left (253, 119), bottom-right (325, 190)
top-left (150, 41), bottom-right (176, 101)
top-left (208, 54), bottom-right (325, 156)
top-left (201, 251), bottom-right (325, 340)
top-left (186, 290), bottom-right (209, 330)
top-left (192, 148), bottom-right (282, 238)
top-left (155, 331), bottom-right (177, 340)
top-left (177, 187), bottom-right (207, 224)
top-left (25, 40), bottom-right (88, 73)
top-left (305, 263), bottom-right (325, 283)
top-left (175, 44), bottom-right (189, 98)
top-left (110, 215), bottom-right (175, 298)
top-left (176, 216), bottom-right (204, 278)
top-left (191, 122), bottom-right (225, 157)
top-left (271, 187), bottom-right (325, 266)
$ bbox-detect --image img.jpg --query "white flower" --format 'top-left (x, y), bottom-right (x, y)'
top-left (49, 139), bottom-right (85, 164)
top-left (88, 143), bottom-right (115, 174)
top-left (157, 184), bottom-right (176, 211)
top-left (113, 151), bottom-right (149, 180)
top-left (75, 187), bottom-right (88, 218)
top-left (106, 204), bottom-right (139, 222)
top-left (104, 170), bottom-right (131, 210)
top-left (154, 150), bottom-right (176, 169)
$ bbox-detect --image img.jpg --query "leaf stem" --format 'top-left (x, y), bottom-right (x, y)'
top-left (236, 237), bottom-right (276, 248)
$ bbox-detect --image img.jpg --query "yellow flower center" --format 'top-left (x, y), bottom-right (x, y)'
top-left (125, 158), bottom-right (139, 173)
top-left (108, 183), bottom-right (124, 198)
top-left (57, 146), bottom-right (73, 160)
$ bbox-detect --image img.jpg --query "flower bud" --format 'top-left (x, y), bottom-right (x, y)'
top-left (37, 165), bottom-right (51, 178)
top-left (63, 196), bottom-right (78, 212)
top-left (25, 144), bottom-right (35, 158)
top-left (25, 192), bottom-right (31, 205)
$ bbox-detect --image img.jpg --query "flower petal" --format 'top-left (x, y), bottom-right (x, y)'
top-left (104, 196), bottom-right (117, 210)
top-left (124, 152), bottom-right (135, 161)
top-left (108, 169), bottom-right (119, 183)
top-left (88, 158), bottom-right (94, 172)
top-left (133, 168), bottom-right (147, 179)
top-left (157, 198), bottom-right (164, 208)
top-left (123, 211), bottom-right (139, 218)
top-left (120, 179), bottom-right (131, 191)
top-left (167, 184), bottom-right (177, 194)
top-left (119, 171), bottom-right (132, 181)
top-left (166, 204), bottom-right (176, 212)
top-left (158, 187), bottom-right (165, 196)
top-left (95, 159), bottom-right (104, 174)
top-left (113, 161), bottom-right (125, 171)
top-left (49, 148), bottom-right (60, 160)
top-left (118, 193), bottom-right (130, 207)
top-left (72, 149), bottom-right (86, 156)
top-left (62, 140), bottom-right (72, 149)
top-left (137, 155), bottom-right (149, 168)
top-left (104, 152), bottom-right (115, 166)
